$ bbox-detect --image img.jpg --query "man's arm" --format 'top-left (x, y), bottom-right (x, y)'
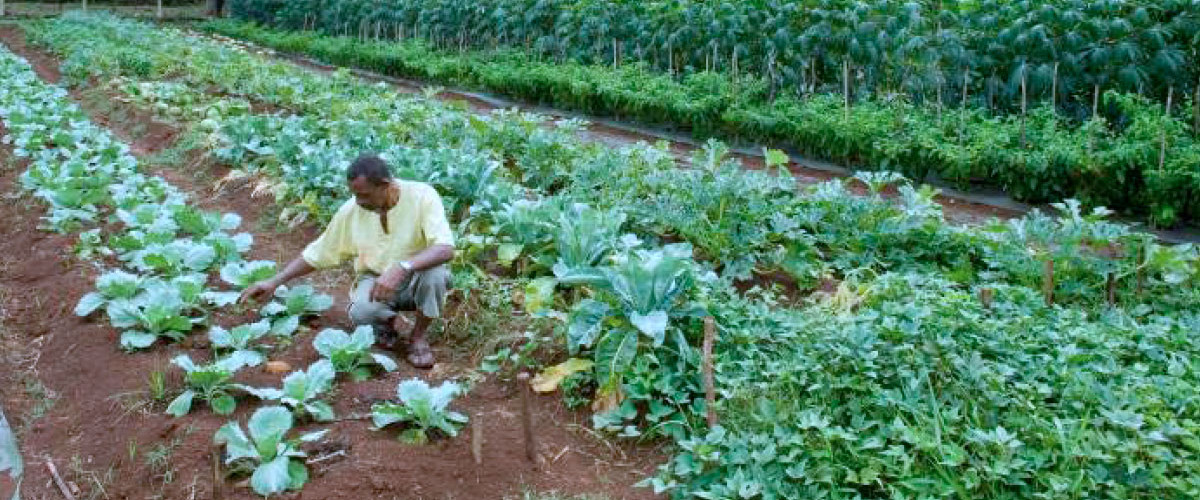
top-left (369, 244), bottom-right (455, 303)
top-left (240, 256), bottom-right (316, 303)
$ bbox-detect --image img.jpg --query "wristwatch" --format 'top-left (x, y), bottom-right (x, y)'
top-left (398, 260), bottom-right (415, 272)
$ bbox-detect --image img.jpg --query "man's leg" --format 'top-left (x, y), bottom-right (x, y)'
top-left (392, 265), bottom-right (451, 368)
top-left (347, 275), bottom-right (399, 346)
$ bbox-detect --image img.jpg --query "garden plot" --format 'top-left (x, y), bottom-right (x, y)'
top-left (0, 24), bottom-right (659, 500)
top-left (4, 12), bottom-right (1200, 500)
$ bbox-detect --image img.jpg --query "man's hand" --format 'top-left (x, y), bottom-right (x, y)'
top-left (371, 266), bottom-right (408, 304)
top-left (240, 279), bottom-right (279, 304)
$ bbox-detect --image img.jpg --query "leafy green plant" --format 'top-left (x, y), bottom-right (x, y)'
top-left (106, 280), bottom-right (206, 350)
top-left (220, 260), bottom-right (278, 289)
top-left (565, 244), bottom-right (707, 399)
top-left (213, 406), bottom-right (327, 497)
top-left (260, 284), bottom-right (334, 336)
top-left (74, 269), bottom-right (144, 317)
top-left (312, 326), bottom-right (398, 381)
top-left (208, 319), bottom-right (272, 368)
top-left (371, 378), bottom-right (468, 444)
top-left (241, 360), bottom-right (337, 422)
top-left (165, 354), bottom-right (248, 417)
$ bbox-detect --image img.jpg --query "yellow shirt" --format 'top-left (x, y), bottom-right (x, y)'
top-left (302, 180), bottom-right (455, 275)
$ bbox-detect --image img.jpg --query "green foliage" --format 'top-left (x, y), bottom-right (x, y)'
top-left (166, 354), bottom-right (248, 417)
top-left (241, 360), bottom-right (337, 422)
top-left (371, 379), bottom-right (468, 445)
top-left (312, 327), bottom-right (398, 381)
top-left (213, 406), bottom-right (327, 497)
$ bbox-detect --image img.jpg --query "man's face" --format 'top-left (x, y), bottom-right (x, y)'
top-left (350, 176), bottom-right (389, 211)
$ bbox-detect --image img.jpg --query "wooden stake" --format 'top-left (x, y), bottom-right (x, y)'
top-left (979, 287), bottom-right (994, 310)
top-left (211, 445), bottom-right (223, 500)
top-left (1042, 259), bottom-right (1055, 306)
top-left (702, 317), bottom-right (718, 428)
top-left (45, 460), bottom-right (76, 500)
top-left (1136, 244), bottom-right (1147, 296)
top-left (471, 413), bottom-right (483, 465)
top-left (1106, 273), bottom-right (1117, 307)
top-left (517, 372), bottom-right (537, 463)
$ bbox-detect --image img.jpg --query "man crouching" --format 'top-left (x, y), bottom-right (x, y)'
top-left (241, 153), bottom-right (455, 369)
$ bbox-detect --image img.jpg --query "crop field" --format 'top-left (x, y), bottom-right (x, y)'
top-left (0, 6), bottom-right (1197, 500)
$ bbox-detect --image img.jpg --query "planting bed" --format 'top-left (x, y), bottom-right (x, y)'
top-left (0, 23), bottom-right (659, 500)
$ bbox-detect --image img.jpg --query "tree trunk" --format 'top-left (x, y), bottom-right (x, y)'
top-left (1159, 86), bottom-right (1174, 171)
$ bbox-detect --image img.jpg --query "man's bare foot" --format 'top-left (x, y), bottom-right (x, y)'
top-left (392, 313), bottom-right (415, 337)
top-left (405, 337), bottom-right (435, 369)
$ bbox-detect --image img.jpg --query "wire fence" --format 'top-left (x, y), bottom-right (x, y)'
top-left (0, 1), bottom-right (213, 19)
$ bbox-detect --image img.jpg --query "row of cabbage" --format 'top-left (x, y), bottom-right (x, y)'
top-left (22, 12), bottom-right (1200, 499)
top-left (0, 42), bottom-right (470, 497)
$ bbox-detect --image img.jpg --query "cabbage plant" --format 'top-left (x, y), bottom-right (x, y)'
top-left (213, 406), bottom-right (327, 496)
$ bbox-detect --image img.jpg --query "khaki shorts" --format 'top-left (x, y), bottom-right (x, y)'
top-left (347, 265), bottom-right (451, 328)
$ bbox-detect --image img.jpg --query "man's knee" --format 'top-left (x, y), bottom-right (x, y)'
top-left (348, 300), bottom-right (391, 326)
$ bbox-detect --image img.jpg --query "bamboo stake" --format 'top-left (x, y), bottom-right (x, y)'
top-left (471, 413), bottom-right (484, 465)
top-left (1136, 243), bottom-right (1147, 296)
top-left (979, 287), bottom-right (994, 310)
top-left (702, 317), bottom-right (718, 428)
top-left (1093, 83), bottom-right (1101, 119)
top-left (1, 0), bottom-right (6, 17)
top-left (517, 372), bottom-right (537, 463)
top-left (1042, 259), bottom-right (1055, 306)
top-left (156, 0), bottom-right (162, 19)
top-left (81, 0), bottom-right (86, 12)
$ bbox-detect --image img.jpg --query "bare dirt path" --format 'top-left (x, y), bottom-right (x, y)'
top-left (0, 25), bottom-right (661, 500)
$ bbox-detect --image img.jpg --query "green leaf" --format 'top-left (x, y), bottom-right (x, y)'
top-left (497, 243), bottom-right (523, 266)
top-left (306, 401), bottom-right (335, 422)
top-left (270, 315), bottom-right (300, 337)
top-left (286, 458), bottom-right (309, 490)
top-left (213, 422), bottom-right (258, 463)
top-left (211, 393), bottom-right (237, 415)
top-left (165, 390), bottom-right (195, 417)
top-left (248, 406), bottom-right (293, 449)
top-left (629, 310), bottom-right (669, 345)
top-left (568, 299), bottom-right (611, 353)
top-left (250, 455), bottom-right (292, 496)
top-left (594, 328), bottom-right (638, 395)
top-left (74, 292), bottom-right (106, 316)
top-left (120, 330), bottom-right (158, 350)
